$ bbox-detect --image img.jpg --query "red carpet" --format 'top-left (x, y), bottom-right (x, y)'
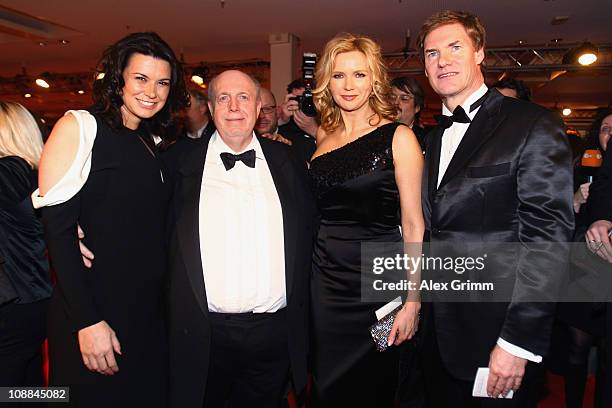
top-left (538, 372), bottom-right (596, 408)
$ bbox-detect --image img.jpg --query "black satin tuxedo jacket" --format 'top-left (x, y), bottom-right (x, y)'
top-left (166, 135), bottom-right (315, 407)
top-left (422, 89), bottom-right (574, 380)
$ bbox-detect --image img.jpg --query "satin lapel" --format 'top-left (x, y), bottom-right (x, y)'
top-left (427, 127), bottom-right (444, 200)
top-left (438, 90), bottom-right (506, 189)
top-left (175, 140), bottom-right (210, 318)
top-left (260, 139), bottom-right (297, 300)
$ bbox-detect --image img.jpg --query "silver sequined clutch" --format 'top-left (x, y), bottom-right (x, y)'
top-left (369, 304), bottom-right (402, 352)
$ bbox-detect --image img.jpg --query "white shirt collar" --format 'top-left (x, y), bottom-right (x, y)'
top-left (442, 83), bottom-right (488, 119)
top-left (186, 122), bottom-right (209, 139)
top-left (209, 130), bottom-right (264, 166)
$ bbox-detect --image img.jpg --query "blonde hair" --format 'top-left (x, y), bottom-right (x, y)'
top-left (313, 33), bottom-right (397, 133)
top-left (0, 102), bottom-right (44, 168)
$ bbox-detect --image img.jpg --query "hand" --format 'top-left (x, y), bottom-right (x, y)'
top-left (487, 345), bottom-right (527, 398)
top-left (586, 220), bottom-right (612, 262)
top-left (387, 301), bottom-right (420, 346)
top-left (78, 320), bottom-right (122, 375)
top-left (573, 182), bottom-right (591, 212)
top-left (278, 94), bottom-right (300, 125)
top-left (294, 110), bottom-right (319, 138)
top-left (77, 224), bottom-right (94, 268)
top-left (260, 132), bottom-right (292, 146)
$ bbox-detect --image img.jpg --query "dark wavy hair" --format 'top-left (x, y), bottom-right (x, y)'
top-left (586, 108), bottom-right (612, 151)
top-left (91, 32), bottom-right (188, 137)
top-left (390, 76), bottom-right (425, 123)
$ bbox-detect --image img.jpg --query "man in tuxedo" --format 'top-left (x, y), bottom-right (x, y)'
top-left (166, 70), bottom-right (314, 407)
top-left (417, 10), bottom-right (574, 406)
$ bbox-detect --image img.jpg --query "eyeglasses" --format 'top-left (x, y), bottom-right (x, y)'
top-left (600, 125), bottom-right (611, 134)
top-left (389, 94), bottom-right (414, 103)
top-left (261, 105), bottom-right (276, 114)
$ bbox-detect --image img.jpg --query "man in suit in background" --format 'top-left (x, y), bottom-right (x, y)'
top-left (161, 87), bottom-right (216, 177)
top-left (167, 70), bottom-right (314, 407)
top-left (418, 10), bottom-right (574, 407)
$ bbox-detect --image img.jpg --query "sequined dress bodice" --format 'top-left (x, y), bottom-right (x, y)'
top-left (309, 122), bottom-right (401, 229)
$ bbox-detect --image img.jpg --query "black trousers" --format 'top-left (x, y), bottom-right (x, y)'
top-left (0, 299), bottom-right (48, 387)
top-left (422, 316), bottom-right (539, 408)
top-left (203, 309), bottom-right (290, 408)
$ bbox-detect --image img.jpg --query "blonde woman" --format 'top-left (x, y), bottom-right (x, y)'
top-left (0, 101), bottom-right (51, 386)
top-left (309, 33), bottom-right (424, 406)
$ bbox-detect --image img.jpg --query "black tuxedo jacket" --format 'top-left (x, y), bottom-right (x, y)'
top-left (422, 89), bottom-right (574, 380)
top-left (166, 134), bottom-right (315, 407)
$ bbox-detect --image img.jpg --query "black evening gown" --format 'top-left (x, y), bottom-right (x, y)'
top-left (42, 114), bottom-right (170, 407)
top-left (310, 122), bottom-right (403, 407)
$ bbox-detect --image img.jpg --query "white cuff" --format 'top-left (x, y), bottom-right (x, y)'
top-left (497, 338), bottom-right (542, 363)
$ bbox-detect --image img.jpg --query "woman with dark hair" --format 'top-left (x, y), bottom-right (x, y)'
top-left (309, 33), bottom-right (424, 407)
top-left (0, 102), bottom-right (51, 387)
top-left (558, 107), bottom-right (611, 407)
top-left (34, 32), bottom-right (187, 407)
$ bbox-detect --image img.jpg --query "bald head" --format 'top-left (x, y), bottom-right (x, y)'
top-left (207, 69), bottom-right (262, 152)
top-left (208, 70), bottom-right (261, 107)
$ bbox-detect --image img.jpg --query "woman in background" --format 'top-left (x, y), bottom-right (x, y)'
top-left (35, 32), bottom-right (187, 407)
top-left (0, 101), bottom-right (51, 387)
top-left (309, 33), bottom-right (424, 407)
top-left (559, 107), bottom-right (611, 407)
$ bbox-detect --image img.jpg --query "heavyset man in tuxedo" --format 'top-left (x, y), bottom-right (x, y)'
top-left (166, 70), bottom-right (314, 407)
top-left (417, 10), bottom-right (574, 407)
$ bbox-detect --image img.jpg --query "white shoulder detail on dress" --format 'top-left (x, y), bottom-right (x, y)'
top-left (31, 110), bottom-right (97, 208)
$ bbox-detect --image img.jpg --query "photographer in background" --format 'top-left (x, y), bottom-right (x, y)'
top-left (277, 79), bottom-right (317, 163)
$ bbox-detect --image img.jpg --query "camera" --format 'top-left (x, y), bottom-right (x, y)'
top-left (290, 53), bottom-right (318, 117)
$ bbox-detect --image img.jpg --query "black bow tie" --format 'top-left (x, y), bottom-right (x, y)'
top-left (434, 91), bottom-right (489, 129)
top-left (220, 149), bottom-right (256, 170)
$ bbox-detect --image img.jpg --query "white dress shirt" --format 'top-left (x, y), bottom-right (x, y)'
top-left (199, 131), bottom-right (286, 313)
top-left (437, 83), bottom-right (488, 187)
top-left (437, 84), bottom-right (541, 363)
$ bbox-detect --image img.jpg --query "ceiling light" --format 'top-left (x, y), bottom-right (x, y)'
top-left (562, 107), bottom-right (572, 116)
top-left (35, 78), bottom-right (50, 88)
top-left (96, 72), bottom-right (105, 80)
top-left (191, 75), bottom-right (204, 85)
top-left (562, 42), bottom-right (599, 66)
top-left (24, 93), bottom-right (32, 98)
top-left (576, 42), bottom-right (598, 65)
top-left (77, 89), bottom-right (85, 94)
top-left (35, 72), bottom-right (53, 88)
top-left (191, 65), bottom-right (209, 86)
